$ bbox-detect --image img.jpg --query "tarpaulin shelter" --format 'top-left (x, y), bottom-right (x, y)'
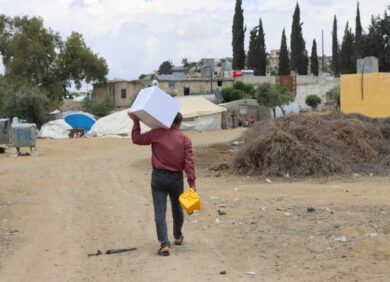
top-left (64, 112), bottom-right (96, 131)
top-left (175, 96), bottom-right (226, 131)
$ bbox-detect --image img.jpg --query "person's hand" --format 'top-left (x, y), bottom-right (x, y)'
top-left (128, 112), bottom-right (138, 121)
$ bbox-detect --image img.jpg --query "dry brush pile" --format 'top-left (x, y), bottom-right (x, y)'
top-left (232, 113), bottom-right (390, 177)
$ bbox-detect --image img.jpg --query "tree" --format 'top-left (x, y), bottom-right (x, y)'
top-left (305, 95), bottom-right (321, 110)
top-left (354, 2), bottom-right (366, 65)
top-left (247, 26), bottom-right (257, 70)
top-left (59, 32), bottom-right (108, 93)
top-left (326, 86), bottom-right (340, 108)
top-left (363, 10), bottom-right (390, 72)
top-left (332, 16), bottom-right (340, 77)
top-left (232, 0), bottom-right (246, 70)
top-left (290, 3), bottom-right (308, 74)
top-left (83, 95), bottom-right (115, 117)
top-left (354, 2), bottom-right (364, 60)
top-left (278, 29), bottom-right (290, 75)
top-left (256, 83), bottom-right (294, 117)
top-left (310, 39), bottom-right (319, 76)
top-left (0, 15), bottom-right (108, 102)
top-left (158, 61), bottom-right (173, 75)
top-left (340, 22), bottom-right (356, 74)
top-left (255, 19), bottom-right (267, 75)
top-left (1, 84), bottom-right (48, 127)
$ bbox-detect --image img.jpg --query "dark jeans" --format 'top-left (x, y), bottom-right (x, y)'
top-left (151, 168), bottom-right (184, 248)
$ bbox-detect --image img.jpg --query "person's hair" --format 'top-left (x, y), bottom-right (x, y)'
top-left (173, 112), bottom-right (183, 124)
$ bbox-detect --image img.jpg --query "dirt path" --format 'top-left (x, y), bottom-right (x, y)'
top-left (0, 129), bottom-right (389, 281)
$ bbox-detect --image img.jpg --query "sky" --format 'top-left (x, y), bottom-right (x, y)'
top-left (0, 0), bottom-right (388, 84)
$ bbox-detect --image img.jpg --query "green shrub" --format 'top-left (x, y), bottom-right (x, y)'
top-left (1, 85), bottom-right (49, 127)
top-left (221, 87), bottom-right (234, 102)
top-left (305, 95), bottom-right (322, 110)
top-left (230, 89), bottom-right (245, 101)
top-left (83, 96), bottom-right (115, 117)
top-left (326, 86), bottom-right (340, 107)
top-left (233, 81), bottom-right (246, 92)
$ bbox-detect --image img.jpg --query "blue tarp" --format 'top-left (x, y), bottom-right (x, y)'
top-left (64, 113), bottom-right (96, 130)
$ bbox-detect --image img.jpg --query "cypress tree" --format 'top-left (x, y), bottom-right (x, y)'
top-left (354, 2), bottom-right (364, 60)
top-left (310, 39), bottom-right (319, 76)
top-left (278, 29), bottom-right (290, 75)
top-left (299, 49), bottom-right (309, 75)
top-left (332, 15), bottom-right (340, 77)
top-left (355, 2), bottom-right (363, 42)
top-left (247, 27), bottom-right (257, 70)
top-left (232, 0), bottom-right (246, 70)
top-left (340, 22), bottom-right (356, 74)
top-left (290, 3), bottom-right (307, 74)
top-left (255, 19), bottom-right (267, 75)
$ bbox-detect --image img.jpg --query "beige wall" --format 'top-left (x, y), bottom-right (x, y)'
top-left (92, 81), bottom-right (144, 108)
top-left (158, 79), bottom-right (234, 96)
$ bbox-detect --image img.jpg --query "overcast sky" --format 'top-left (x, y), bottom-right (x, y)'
top-left (0, 0), bottom-right (388, 83)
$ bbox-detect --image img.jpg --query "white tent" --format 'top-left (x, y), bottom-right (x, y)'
top-left (87, 110), bottom-right (150, 137)
top-left (38, 119), bottom-right (72, 139)
top-left (175, 96), bottom-right (226, 131)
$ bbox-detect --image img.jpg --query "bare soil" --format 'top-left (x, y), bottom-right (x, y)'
top-left (0, 128), bottom-right (389, 281)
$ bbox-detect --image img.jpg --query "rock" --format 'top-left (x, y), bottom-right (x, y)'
top-left (217, 210), bottom-right (226, 216)
top-left (335, 236), bottom-right (348, 242)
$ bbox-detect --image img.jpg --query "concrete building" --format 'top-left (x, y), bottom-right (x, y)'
top-left (266, 49), bottom-right (332, 75)
top-left (267, 49), bottom-right (281, 75)
top-left (155, 75), bottom-right (234, 96)
top-left (92, 80), bottom-right (145, 108)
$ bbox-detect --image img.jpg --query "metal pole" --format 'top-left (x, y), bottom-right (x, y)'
top-left (211, 66), bottom-right (213, 93)
top-left (322, 30), bottom-right (325, 72)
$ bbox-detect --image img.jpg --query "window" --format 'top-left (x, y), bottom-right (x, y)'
top-left (168, 81), bottom-right (176, 88)
top-left (217, 80), bottom-right (223, 87)
top-left (121, 89), bottom-right (127, 99)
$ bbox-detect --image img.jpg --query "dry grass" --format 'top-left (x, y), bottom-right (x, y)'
top-left (232, 113), bottom-right (390, 177)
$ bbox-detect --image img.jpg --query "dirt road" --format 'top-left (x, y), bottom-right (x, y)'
top-left (0, 129), bottom-right (389, 281)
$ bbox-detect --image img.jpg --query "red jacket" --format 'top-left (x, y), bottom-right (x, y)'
top-left (131, 119), bottom-right (196, 188)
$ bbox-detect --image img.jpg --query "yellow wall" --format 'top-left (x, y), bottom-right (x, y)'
top-left (341, 73), bottom-right (390, 118)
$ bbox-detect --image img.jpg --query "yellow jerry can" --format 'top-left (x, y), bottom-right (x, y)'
top-left (179, 188), bottom-right (202, 215)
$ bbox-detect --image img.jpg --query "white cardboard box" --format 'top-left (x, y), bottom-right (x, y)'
top-left (129, 86), bottom-right (181, 129)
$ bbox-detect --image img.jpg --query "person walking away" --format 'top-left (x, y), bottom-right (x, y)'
top-left (129, 112), bottom-right (196, 256)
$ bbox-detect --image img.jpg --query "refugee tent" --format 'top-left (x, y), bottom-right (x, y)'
top-left (219, 99), bottom-right (271, 128)
top-left (175, 96), bottom-right (226, 131)
top-left (38, 119), bottom-right (72, 139)
top-left (64, 112), bottom-right (96, 131)
top-left (87, 110), bottom-right (150, 137)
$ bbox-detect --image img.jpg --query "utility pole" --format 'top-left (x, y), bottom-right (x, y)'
top-left (210, 66), bottom-right (213, 93)
top-left (322, 30), bottom-right (325, 72)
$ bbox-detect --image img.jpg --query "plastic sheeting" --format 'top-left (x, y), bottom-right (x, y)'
top-left (64, 113), bottom-right (96, 130)
top-left (38, 119), bottom-right (72, 139)
top-left (174, 96), bottom-right (226, 131)
top-left (87, 110), bottom-right (150, 138)
top-left (181, 114), bottom-right (223, 132)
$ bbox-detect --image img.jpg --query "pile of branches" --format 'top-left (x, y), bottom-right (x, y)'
top-left (233, 113), bottom-right (390, 177)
